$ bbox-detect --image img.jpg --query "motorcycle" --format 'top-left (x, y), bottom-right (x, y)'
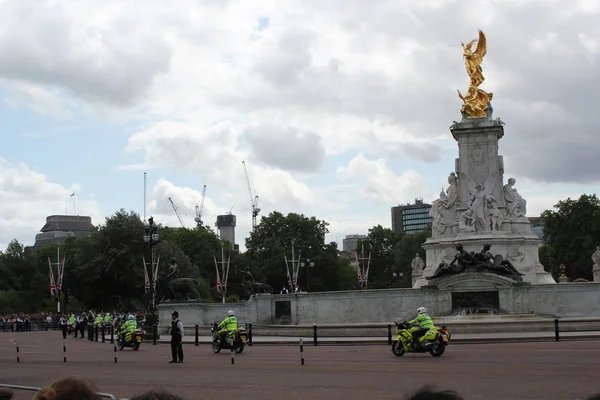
top-left (210, 322), bottom-right (248, 354)
top-left (391, 321), bottom-right (450, 358)
top-left (117, 328), bottom-right (144, 350)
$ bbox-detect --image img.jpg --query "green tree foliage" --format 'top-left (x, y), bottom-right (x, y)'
top-left (540, 194), bottom-right (600, 280)
top-left (245, 212), bottom-right (351, 291)
top-left (356, 225), bottom-right (403, 289)
top-left (394, 226), bottom-right (431, 287)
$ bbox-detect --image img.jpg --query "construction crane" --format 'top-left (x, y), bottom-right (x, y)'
top-left (242, 160), bottom-right (260, 231)
top-left (167, 197), bottom-right (185, 228)
top-left (194, 185), bottom-right (207, 228)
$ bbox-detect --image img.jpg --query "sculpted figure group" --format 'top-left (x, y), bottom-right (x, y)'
top-left (430, 170), bottom-right (528, 235)
top-left (427, 243), bottom-right (524, 281)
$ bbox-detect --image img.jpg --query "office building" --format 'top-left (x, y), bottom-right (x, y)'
top-left (391, 198), bottom-right (432, 235)
top-left (216, 214), bottom-right (236, 247)
top-left (32, 215), bottom-right (94, 250)
top-left (343, 234), bottom-right (366, 253)
top-left (528, 217), bottom-right (544, 240)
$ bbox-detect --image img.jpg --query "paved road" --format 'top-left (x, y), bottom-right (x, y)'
top-left (1, 332), bottom-right (599, 400)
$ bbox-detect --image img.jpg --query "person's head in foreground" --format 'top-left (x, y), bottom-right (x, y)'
top-left (406, 387), bottom-right (464, 400)
top-left (34, 377), bottom-right (100, 400)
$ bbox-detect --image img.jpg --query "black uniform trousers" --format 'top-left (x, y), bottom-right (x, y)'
top-left (171, 339), bottom-right (183, 362)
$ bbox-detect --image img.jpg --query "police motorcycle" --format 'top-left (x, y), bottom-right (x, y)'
top-left (210, 321), bottom-right (248, 354)
top-left (391, 320), bottom-right (451, 358)
top-left (117, 315), bottom-right (144, 351)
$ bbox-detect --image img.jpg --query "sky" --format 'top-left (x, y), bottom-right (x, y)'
top-left (0, 0), bottom-right (599, 252)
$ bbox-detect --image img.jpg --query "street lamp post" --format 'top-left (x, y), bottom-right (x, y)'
top-left (301, 259), bottom-right (315, 292)
top-left (143, 217), bottom-right (160, 340)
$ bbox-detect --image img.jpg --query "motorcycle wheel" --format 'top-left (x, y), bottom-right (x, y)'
top-left (429, 342), bottom-right (446, 357)
top-left (212, 342), bottom-right (222, 354)
top-left (391, 340), bottom-right (405, 357)
top-left (133, 343), bottom-right (140, 351)
top-left (234, 341), bottom-right (245, 354)
top-left (118, 343), bottom-right (124, 350)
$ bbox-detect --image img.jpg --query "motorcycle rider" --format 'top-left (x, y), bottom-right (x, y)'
top-left (118, 314), bottom-right (137, 343)
top-left (94, 313), bottom-right (103, 325)
top-left (103, 312), bottom-right (113, 325)
top-left (217, 310), bottom-right (238, 345)
top-left (407, 307), bottom-right (434, 347)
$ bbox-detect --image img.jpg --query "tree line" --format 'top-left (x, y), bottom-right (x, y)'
top-left (0, 194), bottom-right (598, 313)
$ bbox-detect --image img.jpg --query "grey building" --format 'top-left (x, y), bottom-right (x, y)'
top-left (33, 215), bottom-right (95, 250)
top-left (216, 214), bottom-right (236, 247)
top-left (391, 198), bottom-right (432, 235)
top-left (342, 234), bottom-right (366, 252)
top-left (528, 217), bottom-right (544, 239)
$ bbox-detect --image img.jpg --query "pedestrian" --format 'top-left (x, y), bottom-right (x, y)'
top-left (169, 310), bottom-right (184, 364)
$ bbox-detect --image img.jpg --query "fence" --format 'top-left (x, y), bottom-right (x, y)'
top-left (179, 318), bottom-right (600, 346)
top-left (0, 384), bottom-right (127, 400)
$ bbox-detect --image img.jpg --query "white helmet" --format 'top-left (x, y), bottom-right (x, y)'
top-left (227, 310), bottom-right (235, 316)
top-left (417, 307), bottom-right (427, 314)
top-left (128, 314), bottom-right (135, 320)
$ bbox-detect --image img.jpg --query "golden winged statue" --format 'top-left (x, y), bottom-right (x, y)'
top-left (457, 30), bottom-right (493, 118)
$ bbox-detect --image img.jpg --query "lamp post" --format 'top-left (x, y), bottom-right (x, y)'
top-left (143, 217), bottom-right (160, 338)
top-left (301, 258), bottom-right (315, 292)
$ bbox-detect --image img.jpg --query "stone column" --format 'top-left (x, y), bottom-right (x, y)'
top-left (451, 121), bottom-right (505, 209)
top-left (593, 265), bottom-right (600, 282)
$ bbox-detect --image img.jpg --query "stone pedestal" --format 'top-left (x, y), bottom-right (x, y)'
top-left (593, 266), bottom-right (600, 282)
top-left (412, 269), bottom-right (423, 287)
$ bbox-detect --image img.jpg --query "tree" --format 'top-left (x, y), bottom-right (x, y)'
top-left (356, 225), bottom-right (403, 289)
top-left (245, 212), bottom-right (330, 290)
top-left (540, 194), bottom-right (600, 280)
top-left (394, 226), bottom-right (431, 287)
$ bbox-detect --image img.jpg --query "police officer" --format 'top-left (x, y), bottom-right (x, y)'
top-left (169, 310), bottom-right (184, 363)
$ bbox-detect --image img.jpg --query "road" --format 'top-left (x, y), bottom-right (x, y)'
top-left (0, 332), bottom-right (598, 400)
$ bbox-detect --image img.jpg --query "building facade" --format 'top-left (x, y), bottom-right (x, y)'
top-left (216, 214), bottom-right (236, 247)
top-left (391, 198), bottom-right (432, 235)
top-left (342, 234), bottom-right (366, 252)
top-left (528, 217), bottom-right (544, 240)
top-left (33, 215), bottom-right (94, 250)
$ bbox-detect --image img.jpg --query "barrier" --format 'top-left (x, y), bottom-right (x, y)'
top-left (114, 343), bottom-right (118, 363)
top-left (0, 384), bottom-right (127, 400)
top-left (299, 338), bottom-right (304, 365)
top-left (195, 325), bottom-right (199, 346)
top-left (9, 340), bottom-right (19, 362)
top-left (230, 347), bottom-right (235, 365)
top-left (63, 339), bottom-right (66, 363)
top-left (553, 318), bottom-right (600, 342)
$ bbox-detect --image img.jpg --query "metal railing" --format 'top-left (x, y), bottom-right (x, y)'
top-left (0, 384), bottom-right (127, 400)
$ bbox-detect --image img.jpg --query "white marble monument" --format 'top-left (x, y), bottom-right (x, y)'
top-left (592, 246), bottom-right (600, 282)
top-left (414, 30), bottom-right (555, 288)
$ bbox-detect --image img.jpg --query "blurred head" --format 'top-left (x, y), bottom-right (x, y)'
top-left (417, 307), bottom-right (428, 315)
top-left (34, 377), bottom-right (100, 400)
top-left (227, 310), bottom-right (235, 317)
top-left (130, 389), bottom-right (184, 400)
top-left (0, 387), bottom-right (14, 400)
top-left (172, 311), bottom-right (179, 320)
top-left (406, 387), bottom-right (464, 400)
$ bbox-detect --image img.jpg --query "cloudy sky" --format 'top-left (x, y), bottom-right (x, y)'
top-left (1, 0), bottom-right (598, 251)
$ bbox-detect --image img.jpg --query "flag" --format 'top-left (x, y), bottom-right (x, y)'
top-left (57, 258), bottom-right (65, 291)
top-left (48, 258), bottom-right (57, 297)
top-left (152, 255), bottom-right (160, 291)
top-left (214, 256), bottom-right (222, 292)
top-left (70, 193), bottom-right (75, 197)
top-left (142, 257), bottom-right (150, 293)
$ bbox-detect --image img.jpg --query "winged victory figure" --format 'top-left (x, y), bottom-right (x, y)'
top-left (457, 30), bottom-right (494, 119)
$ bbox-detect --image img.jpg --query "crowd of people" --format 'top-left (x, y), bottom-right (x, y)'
top-left (0, 310), bottom-right (146, 334)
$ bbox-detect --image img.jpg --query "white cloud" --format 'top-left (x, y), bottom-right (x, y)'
top-left (0, 158), bottom-right (102, 250)
top-left (336, 154), bottom-right (429, 204)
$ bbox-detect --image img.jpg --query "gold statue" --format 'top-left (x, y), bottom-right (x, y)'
top-left (457, 30), bottom-right (493, 118)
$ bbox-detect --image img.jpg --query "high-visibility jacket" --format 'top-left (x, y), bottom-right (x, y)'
top-left (218, 316), bottom-right (238, 331)
top-left (408, 313), bottom-right (434, 329)
top-left (104, 315), bottom-right (113, 324)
